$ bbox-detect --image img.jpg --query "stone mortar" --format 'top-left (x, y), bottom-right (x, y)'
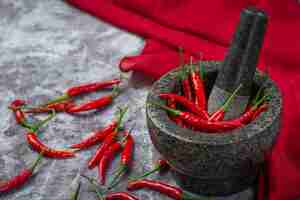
top-left (146, 61), bottom-right (282, 196)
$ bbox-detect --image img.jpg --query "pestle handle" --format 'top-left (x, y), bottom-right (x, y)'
top-left (237, 10), bottom-right (268, 91)
top-left (208, 7), bottom-right (269, 119)
top-left (215, 7), bottom-right (257, 94)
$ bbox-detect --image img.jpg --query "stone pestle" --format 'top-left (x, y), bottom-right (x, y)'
top-left (208, 7), bottom-right (268, 119)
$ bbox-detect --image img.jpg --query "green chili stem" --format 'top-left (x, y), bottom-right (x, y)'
top-left (107, 165), bottom-right (126, 190)
top-left (31, 109), bottom-right (56, 132)
top-left (70, 182), bottom-right (81, 200)
top-left (111, 85), bottom-right (121, 98)
top-left (128, 165), bottom-right (160, 181)
top-left (29, 152), bottom-right (43, 172)
top-left (115, 107), bottom-right (128, 132)
top-left (222, 84), bottom-right (243, 112)
top-left (182, 192), bottom-right (211, 200)
top-left (149, 102), bottom-right (180, 116)
top-left (43, 94), bottom-right (70, 106)
top-left (252, 86), bottom-right (264, 105)
top-left (199, 63), bottom-right (205, 80)
top-left (251, 93), bottom-right (271, 111)
top-left (81, 175), bottom-right (104, 200)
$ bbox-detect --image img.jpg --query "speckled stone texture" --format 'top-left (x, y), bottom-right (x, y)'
top-left (0, 1), bottom-right (267, 200)
top-left (208, 8), bottom-right (268, 119)
top-left (147, 61), bottom-right (282, 195)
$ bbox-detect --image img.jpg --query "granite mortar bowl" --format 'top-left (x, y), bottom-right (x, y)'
top-left (146, 61), bottom-right (282, 196)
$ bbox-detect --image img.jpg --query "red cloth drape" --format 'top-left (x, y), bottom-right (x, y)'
top-left (65, 0), bottom-right (300, 199)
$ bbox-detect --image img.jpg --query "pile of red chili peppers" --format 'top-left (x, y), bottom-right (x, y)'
top-left (5, 77), bottom-right (190, 200)
top-left (153, 56), bottom-right (270, 133)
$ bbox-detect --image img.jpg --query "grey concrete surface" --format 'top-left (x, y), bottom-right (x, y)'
top-left (0, 1), bottom-right (255, 199)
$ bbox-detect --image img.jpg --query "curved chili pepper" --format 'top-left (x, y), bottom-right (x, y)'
top-left (108, 133), bottom-right (134, 189)
top-left (98, 142), bottom-right (122, 185)
top-left (159, 93), bottom-right (209, 120)
top-left (209, 84), bottom-right (242, 122)
top-left (190, 60), bottom-right (206, 110)
top-left (67, 86), bottom-right (119, 113)
top-left (127, 179), bottom-right (183, 200)
top-left (105, 192), bottom-right (139, 200)
top-left (70, 121), bottom-right (117, 150)
top-left (9, 100), bottom-right (32, 129)
top-left (129, 159), bottom-right (170, 181)
top-left (151, 102), bottom-right (241, 133)
top-left (0, 153), bottom-right (42, 193)
top-left (25, 100), bottom-right (75, 114)
top-left (87, 107), bottom-right (127, 169)
top-left (45, 79), bottom-right (121, 105)
top-left (27, 132), bottom-right (76, 158)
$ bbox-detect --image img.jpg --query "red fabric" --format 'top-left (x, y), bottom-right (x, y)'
top-left (65, 0), bottom-right (300, 199)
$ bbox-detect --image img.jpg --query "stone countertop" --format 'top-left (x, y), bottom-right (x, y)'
top-left (0, 1), bottom-right (254, 199)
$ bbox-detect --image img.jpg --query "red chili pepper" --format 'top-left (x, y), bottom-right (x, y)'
top-left (127, 179), bottom-right (183, 200)
top-left (177, 49), bottom-right (192, 101)
top-left (159, 93), bottom-right (209, 120)
top-left (105, 192), bottom-right (139, 200)
top-left (27, 132), bottom-right (76, 158)
top-left (9, 100), bottom-right (32, 128)
top-left (67, 79), bottom-right (121, 97)
top-left (9, 99), bottom-right (26, 110)
top-left (151, 102), bottom-right (241, 133)
top-left (190, 58), bottom-right (206, 110)
top-left (45, 79), bottom-right (121, 105)
top-left (67, 86), bottom-right (119, 113)
top-left (209, 84), bottom-right (242, 122)
top-left (182, 78), bottom-right (193, 101)
top-left (98, 141), bottom-right (122, 185)
top-left (88, 131), bottom-right (117, 169)
top-left (157, 159), bottom-right (170, 173)
top-left (120, 134), bottom-right (134, 168)
top-left (0, 153), bottom-right (42, 193)
top-left (108, 133), bottom-right (134, 189)
top-left (129, 159), bottom-right (170, 181)
top-left (87, 107), bottom-right (127, 169)
top-left (25, 100), bottom-right (75, 114)
top-left (70, 121), bottom-right (117, 150)
top-left (14, 109), bottom-right (26, 125)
